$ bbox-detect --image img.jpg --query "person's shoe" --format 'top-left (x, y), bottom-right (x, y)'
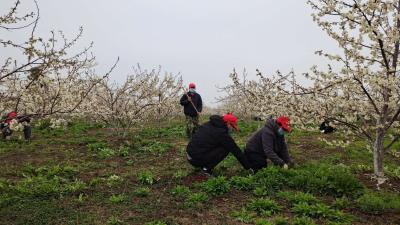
top-left (201, 167), bottom-right (212, 177)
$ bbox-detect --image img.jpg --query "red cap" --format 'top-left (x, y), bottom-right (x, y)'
top-left (189, 83), bottom-right (196, 89)
top-left (7, 111), bottom-right (17, 119)
top-left (5, 111), bottom-right (17, 124)
top-left (223, 113), bottom-right (239, 131)
top-left (276, 116), bottom-right (291, 132)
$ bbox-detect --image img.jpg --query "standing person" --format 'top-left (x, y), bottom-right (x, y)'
top-left (244, 116), bottom-right (294, 172)
top-left (186, 113), bottom-right (250, 176)
top-left (180, 83), bottom-right (202, 139)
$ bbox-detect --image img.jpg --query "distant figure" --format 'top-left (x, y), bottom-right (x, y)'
top-left (319, 120), bottom-right (335, 134)
top-left (244, 116), bottom-right (294, 172)
top-left (0, 111), bottom-right (32, 140)
top-left (252, 116), bottom-right (263, 121)
top-left (180, 83), bottom-right (202, 139)
top-left (186, 113), bottom-right (250, 176)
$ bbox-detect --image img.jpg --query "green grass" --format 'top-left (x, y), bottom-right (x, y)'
top-left (198, 176), bottom-right (231, 196)
top-left (356, 191), bottom-right (400, 214)
top-left (0, 118), bottom-right (399, 224)
top-left (246, 198), bottom-right (281, 216)
top-left (231, 208), bottom-right (257, 223)
top-left (137, 170), bottom-right (155, 185)
top-left (276, 191), bottom-right (319, 206)
top-left (287, 163), bottom-right (365, 198)
top-left (230, 175), bottom-right (256, 191)
top-left (0, 198), bottom-right (96, 225)
top-left (185, 192), bottom-right (209, 208)
top-left (292, 217), bottom-right (316, 225)
top-left (133, 187), bottom-right (151, 197)
top-left (255, 218), bottom-right (274, 225)
top-left (292, 202), bottom-right (352, 223)
top-left (171, 185), bottom-right (191, 198)
top-left (145, 220), bottom-right (168, 225)
top-left (109, 194), bottom-right (127, 203)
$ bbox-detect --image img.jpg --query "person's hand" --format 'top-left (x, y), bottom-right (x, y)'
top-left (283, 164), bottom-right (289, 170)
top-left (248, 168), bottom-right (255, 174)
top-left (187, 96), bottom-right (192, 102)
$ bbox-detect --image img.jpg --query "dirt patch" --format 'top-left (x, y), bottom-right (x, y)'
top-left (0, 149), bottom-right (66, 170)
top-left (357, 173), bottom-right (400, 192)
top-left (290, 142), bottom-right (335, 164)
top-left (182, 173), bottom-right (209, 186)
top-left (347, 208), bottom-right (400, 225)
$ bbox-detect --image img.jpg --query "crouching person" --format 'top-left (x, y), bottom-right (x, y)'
top-left (244, 116), bottom-right (293, 172)
top-left (186, 113), bottom-right (250, 176)
top-left (1, 111), bottom-right (32, 140)
top-left (319, 120), bottom-right (336, 134)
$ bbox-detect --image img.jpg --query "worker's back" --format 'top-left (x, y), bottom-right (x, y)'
top-left (187, 115), bottom-right (228, 159)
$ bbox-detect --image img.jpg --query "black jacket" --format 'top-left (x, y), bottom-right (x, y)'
top-left (186, 115), bottom-right (250, 169)
top-left (320, 121), bottom-right (335, 134)
top-left (180, 92), bottom-right (202, 117)
top-left (244, 118), bottom-right (291, 166)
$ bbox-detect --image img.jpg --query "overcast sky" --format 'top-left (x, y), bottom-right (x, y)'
top-left (2, 0), bottom-right (339, 106)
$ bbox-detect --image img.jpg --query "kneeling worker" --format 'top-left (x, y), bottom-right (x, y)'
top-left (186, 113), bottom-right (250, 176)
top-left (244, 116), bottom-right (293, 172)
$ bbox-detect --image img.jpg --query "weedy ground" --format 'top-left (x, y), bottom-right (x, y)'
top-left (0, 116), bottom-right (399, 225)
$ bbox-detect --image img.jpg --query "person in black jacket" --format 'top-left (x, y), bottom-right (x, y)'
top-left (180, 83), bottom-right (203, 139)
top-left (319, 120), bottom-right (336, 134)
top-left (186, 113), bottom-right (250, 176)
top-left (244, 116), bottom-right (293, 172)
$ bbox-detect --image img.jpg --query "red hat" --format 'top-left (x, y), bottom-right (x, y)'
top-left (276, 116), bottom-right (291, 132)
top-left (189, 83), bottom-right (196, 89)
top-left (7, 111), bottom-right (17, 119)
top-left (223, 113), bottom-right (239, 131)
top-left (5, 111), bottom-right (17, 124)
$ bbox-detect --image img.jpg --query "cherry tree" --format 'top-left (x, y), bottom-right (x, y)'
top-left (1, 0), bottom-right (116, 118)
top-left (306, 0), bottom-right (400, 178)
top-left (221, 68), bottom-right (309, 124)
top-left (224, 0), bottom-right (400, 178)
top-left (4, 59), bottom-right (117, 117)
top-left (217, 69), bottom-right (256, 119)
top-left (84, 66), bottom-right (182, 128)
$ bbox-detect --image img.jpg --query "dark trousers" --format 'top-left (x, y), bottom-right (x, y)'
top-left (1, 124), bottom-right (31, 140)
top-left (188, 147), bottom-right (229, 170)
top-left (245, 151), bottom-right (267, 172)
top-left (185, 115), bottom-right (199, 139)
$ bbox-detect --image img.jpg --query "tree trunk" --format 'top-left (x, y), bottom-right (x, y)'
top-left (373, 131), bottom-right (385, 177)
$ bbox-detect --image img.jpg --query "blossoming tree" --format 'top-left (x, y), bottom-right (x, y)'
top-left (1, 0), bottom-right (117, 118)
top-left (225, 0), bottom-right (400, 178)
top-left (84, 65), bottom-right (183, 128)
top-left (221, 68), bottom-right (307, 123)
top-left (306, 0), bottom-right (400, 178)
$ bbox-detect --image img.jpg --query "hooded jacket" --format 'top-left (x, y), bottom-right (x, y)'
top-left (244, 118), bottom-right (291, 167)
top-left (180, 92), bottom-right (202, 117)
top-left (186, 115), bottom-right (250, 169)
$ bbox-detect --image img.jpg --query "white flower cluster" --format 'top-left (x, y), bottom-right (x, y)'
top-left (49, 118), bottom-right (68, 129)
top-left (9, 119), bottom-right (23, 132)
top-left (320, 138), bottom-right (351, 148)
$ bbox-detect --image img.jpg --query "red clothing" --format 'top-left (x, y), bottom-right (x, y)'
top-left (5, 111), bottom-right (17, 124)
